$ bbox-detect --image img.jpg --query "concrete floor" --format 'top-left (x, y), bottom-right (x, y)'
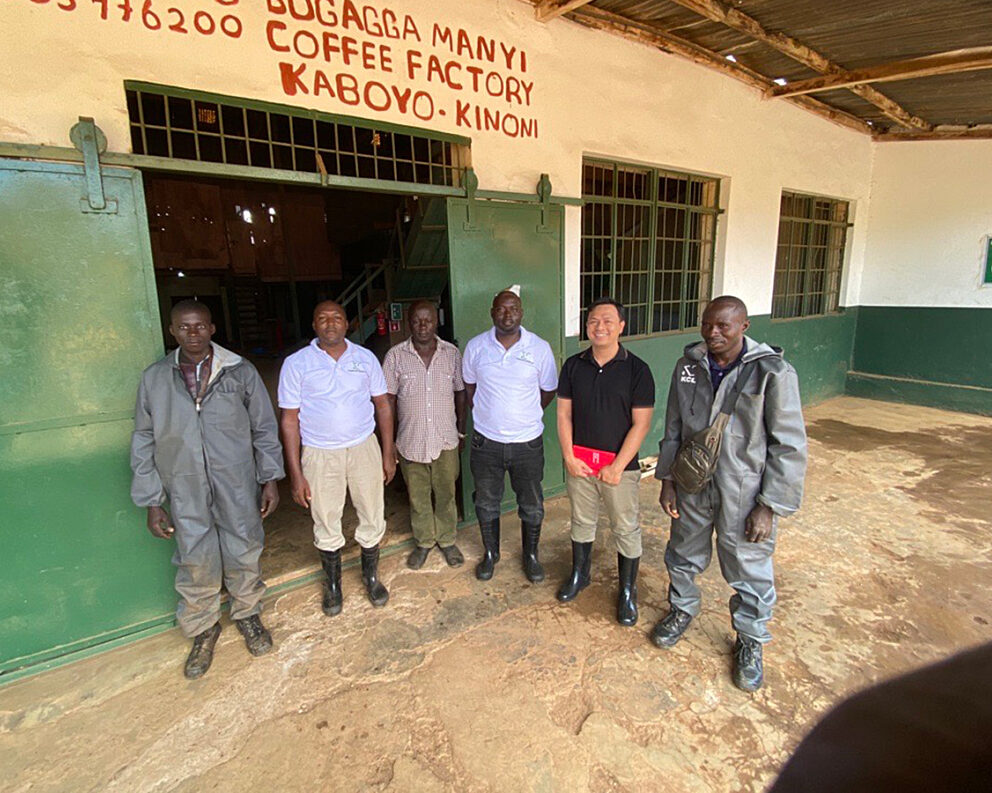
top-left (1, 397), bottom-right (991, 793)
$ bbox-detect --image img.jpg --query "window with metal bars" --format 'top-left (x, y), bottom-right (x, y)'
top-left (580, 159), bottom-right (719, 337)
top-left (772, 192), bottom-right (851, 319)
top-left (125, 83), bottom-right (467, 188)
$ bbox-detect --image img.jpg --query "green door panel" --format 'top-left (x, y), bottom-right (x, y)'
top-left (446, 199), bottom-right (566, 518)
top-left (0, 159), bottom-right (173, 673)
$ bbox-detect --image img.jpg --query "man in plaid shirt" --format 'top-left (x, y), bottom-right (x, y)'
top-left (384, 301), bottom-right (468, 569)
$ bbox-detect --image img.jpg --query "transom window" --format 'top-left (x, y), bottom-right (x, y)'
top-left (580, 159), bottom-right (720, 337)
top-left (772, 192), bottom-right (851, 319)
top-left (125, 83), bottom-right (468, 188)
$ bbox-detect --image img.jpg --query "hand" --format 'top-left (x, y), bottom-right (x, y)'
top-left (291, 474), bottom-right (312, 509)
top-left (564, 455), bottom-right (594, 478)
top-left (596, 462), bottom-right (623, 486)
top-left (458, 434), bottom-right (466, 453)
top-left (382, 454), bottom-right (397, 485)
top-left (260, 481), bottom-right (280, 518)
top-left (745, 504), bottom-right (775, 543)
top-left (146, 505), bottom-right (174, 539)
top-left (659, 480), bottom-right (680, 519)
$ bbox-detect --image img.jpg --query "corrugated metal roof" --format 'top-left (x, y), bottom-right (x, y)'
top-left (558, 0), bottom-right (992, 135)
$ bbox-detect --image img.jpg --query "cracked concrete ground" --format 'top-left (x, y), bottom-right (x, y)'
top-left (2, 397), bottom-right (991, 793)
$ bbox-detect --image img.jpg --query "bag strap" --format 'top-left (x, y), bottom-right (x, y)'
top-left (718, 359), bottom-right (757, 417)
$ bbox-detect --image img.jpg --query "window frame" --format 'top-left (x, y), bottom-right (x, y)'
top-left (771, 190), bottom-right (853, 321)
top-left (580, 157), bottom-right (722, 340)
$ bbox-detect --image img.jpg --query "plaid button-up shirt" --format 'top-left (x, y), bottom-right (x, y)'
top-left (383, 337), bottom-right (464, 464)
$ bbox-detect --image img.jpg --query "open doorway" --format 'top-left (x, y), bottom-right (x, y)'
top-left (141, 171), bottom-right (455, 583)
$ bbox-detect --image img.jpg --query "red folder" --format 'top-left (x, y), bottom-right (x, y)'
top-left (573, 445), bottom-right (616, 474)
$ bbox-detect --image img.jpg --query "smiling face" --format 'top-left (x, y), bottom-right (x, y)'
top-left (491, 291), bottom-right (523, 336)
top-left (169, 307), bottom-right (214, 359)
top-left (700, 300), bottom-right (749, 359)
top-left (586, 303), bottom-right (625, 350)
top-left (312, 301), bottom-right (348, 349)
top-left (408, 302), bottom-right (438, 345)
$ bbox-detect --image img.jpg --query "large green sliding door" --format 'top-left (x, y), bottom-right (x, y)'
top-left (0, 159), bottom-right (172, 674)
top-left (446, 199), bottom-right (565, 518)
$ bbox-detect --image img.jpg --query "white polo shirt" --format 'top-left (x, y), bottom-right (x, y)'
top-left (462, 326), bottom-right (558, 443)
top-left (278, 338), bottom-right (387, 449)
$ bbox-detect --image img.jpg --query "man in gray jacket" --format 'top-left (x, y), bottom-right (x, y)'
top-left (653, 296), bottom-right (807, 691)
top-left (131, 300), bottom-right (284, 679)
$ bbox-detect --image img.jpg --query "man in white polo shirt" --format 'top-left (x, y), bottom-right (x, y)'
top-left (278, 300), bottom-right (397, 616)
top-left (462, 289), bottom-right (557, 582)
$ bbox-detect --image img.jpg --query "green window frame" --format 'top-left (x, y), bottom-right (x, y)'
top-left (580, 159), bottom-right (720, 337)
top-left (772, 191), bottom-right (851, 319)
top-left (125, 82), bottom-right (469, 188)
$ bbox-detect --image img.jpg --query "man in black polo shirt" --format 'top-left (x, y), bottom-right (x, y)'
top-left (556, 297), bottom-right (655, 625)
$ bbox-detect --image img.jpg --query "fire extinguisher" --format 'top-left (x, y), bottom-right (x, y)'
top-left (376, 309), bottom-right (387, 336)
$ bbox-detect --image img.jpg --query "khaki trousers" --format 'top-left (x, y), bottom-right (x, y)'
top-left (399, 447), bottom-right (460, 548)
top-left (566, 470), bottom-right (642, 558)
top-left (303, 434), bottom-right (385, 552)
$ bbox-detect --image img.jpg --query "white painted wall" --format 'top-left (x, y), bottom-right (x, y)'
top-left (860, 140), bottom-right (992, 308)
top-left (1, 0), bottom-right (874, 334)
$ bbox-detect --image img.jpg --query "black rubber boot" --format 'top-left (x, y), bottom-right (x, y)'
top-left (556, 541), bottom-right (593, 602)
top-left (475, 520), bottom-right (501, 581)
top-left (318, 549), bottom-right (343, 616)
top-left (616, 553), bottom-right (640, 626)
top-left (361, 545), bottom-right (389, 607)
top-left (732, 634), bottom-right (764, 692)
top-left (183, 622), bottom-right (221, 680)
top-left (521, 522), bottom-right (546, 583)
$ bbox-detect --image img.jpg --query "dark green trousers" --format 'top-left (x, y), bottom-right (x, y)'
top-left (399, 448), bottom-right (460, 548)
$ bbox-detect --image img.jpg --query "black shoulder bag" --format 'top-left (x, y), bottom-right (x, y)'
top-left (670, 361), bottom-right (755, 494)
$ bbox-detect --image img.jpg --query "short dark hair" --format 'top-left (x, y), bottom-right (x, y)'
top-left (706, 295), bottom-right (748, 319)
top-left (170, 299), bottom-right (211, 322)
top-left (586, 297), bottom-right (626, 323)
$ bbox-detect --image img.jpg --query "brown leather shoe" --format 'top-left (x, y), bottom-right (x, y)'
top-left (440, 544), bottom-right (464, 567)
top-left (184, 622), bottom-right (221, 679)
top-left (406, 545), bottom-right (431, 569)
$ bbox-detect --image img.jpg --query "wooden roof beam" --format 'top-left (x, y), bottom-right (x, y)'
top-left (874, 124), bottom-right (992, 142)
top-left (535, 0), bottom-right (595, 23)
top-left (767, 46), bottom-right (992, 98)
top-left (567, 5), bottom-right (871, 135)
top-left (662, 0), bottom-right (933, 131)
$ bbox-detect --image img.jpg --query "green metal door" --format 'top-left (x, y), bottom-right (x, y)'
top-left (0, 159), bottom-right (173, 676)
top-left (446, 198), bottom-right (566, 519)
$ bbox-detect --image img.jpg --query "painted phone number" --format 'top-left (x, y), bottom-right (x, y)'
top-left (28, 0), bottom-right (244, 39)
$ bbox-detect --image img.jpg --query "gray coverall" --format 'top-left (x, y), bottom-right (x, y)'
top-left (130, 344), bottom-right (284, 637)
top-left (656, 337), bottom-right (807, 643)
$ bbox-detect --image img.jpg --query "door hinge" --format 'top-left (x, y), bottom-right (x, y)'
top-left (69, 117), bottom-right (118, 214)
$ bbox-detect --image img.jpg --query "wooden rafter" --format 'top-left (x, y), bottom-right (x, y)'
top-left (535, 0), bottom-right (595, 23)
top-left (874, 124), bottom-right (992, 142)
top-left (660, 0), bottom-right (932, 131)
top-left (767, 46), bottom-right (992, 99)
top-left (565, 4), bottom-right (871, 134)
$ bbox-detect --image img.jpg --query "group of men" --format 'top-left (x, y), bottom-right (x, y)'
top-left (131, 289), bottom-right (807, 691)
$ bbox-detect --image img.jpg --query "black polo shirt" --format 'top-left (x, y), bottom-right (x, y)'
top-left (557, 345), bottom-right (655, 471)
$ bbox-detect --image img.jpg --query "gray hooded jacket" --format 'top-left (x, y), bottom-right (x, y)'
top-left (656, 337), bottom-right (808, 517)
top-left (130, 344), bottom-right (284, 509)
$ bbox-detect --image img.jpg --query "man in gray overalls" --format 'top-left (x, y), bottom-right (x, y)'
top-left (131, 300), bottom-right (284, 679)
top-left (653, 296), bottom-right (807, 691)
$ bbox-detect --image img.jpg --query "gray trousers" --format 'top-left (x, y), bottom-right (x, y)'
top-left (665, 477), bottom-right (776, 642)
top-left (169, 469), bottom-right (265, 638)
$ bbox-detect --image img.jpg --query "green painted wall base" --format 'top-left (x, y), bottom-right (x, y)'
top-left (849, 305), bottom-right (992, 416)
top-left (847, 372), bottom-right (992, 416)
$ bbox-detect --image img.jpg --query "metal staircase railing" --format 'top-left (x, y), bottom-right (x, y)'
top-left (335, 262), bottom-right (388, 344)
